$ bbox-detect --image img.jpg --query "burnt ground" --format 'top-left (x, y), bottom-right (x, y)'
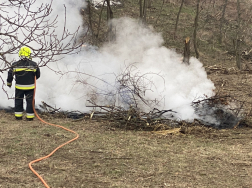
top-left (1, 68), bottom-right (252, 188)
top-left (207, 65), bottom-right (252, 123)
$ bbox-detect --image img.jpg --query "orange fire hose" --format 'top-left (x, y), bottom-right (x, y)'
top-left (29, 76), bottom-right (79, 188)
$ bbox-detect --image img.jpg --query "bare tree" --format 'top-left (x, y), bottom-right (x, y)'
top-left (87, 0), bottom-right (95, 40)
top-left (174, 0), bottom-right (185, 38)
top-left (0, 0), bottom-right (84, 72)
top-left (235, 0), bottom-right (241, 69)
top-left (106, 0), bottom-right (114, 41)
top-left (193, 0), bottom-right (200, 59)
top-left (219, 0), bottom-right (228, 44)
top-left (96, 1), bottom-right (106, 42)
top-left (139, 0), bottom-right (147, 23)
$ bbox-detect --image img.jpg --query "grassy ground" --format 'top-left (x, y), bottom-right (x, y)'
top-left (2, 1), bottom-right (252, 188)
top-left (1, 110), bottom-right (252, 188)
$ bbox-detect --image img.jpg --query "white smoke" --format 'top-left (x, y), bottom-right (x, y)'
top-left (0, 0), bottom-right (86, 107)
top-left (0, 1), bottom-right (216, 121)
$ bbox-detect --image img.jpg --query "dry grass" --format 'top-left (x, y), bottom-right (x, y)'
top-left (2, 1), bottom-right (252, 187)
top-left (1, 110), bottom-right (252, 188)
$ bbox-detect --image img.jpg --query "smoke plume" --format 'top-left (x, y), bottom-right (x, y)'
top-left (0, 1), bottom-right (216, 122)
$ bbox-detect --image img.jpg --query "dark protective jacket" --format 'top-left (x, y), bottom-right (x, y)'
top-left (7, 58), bottom-right (40, 90)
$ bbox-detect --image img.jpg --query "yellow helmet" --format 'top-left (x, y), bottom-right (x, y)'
top-left (19, 46), bottom-right (31, 59)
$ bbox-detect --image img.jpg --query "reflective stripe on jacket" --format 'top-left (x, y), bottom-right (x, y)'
top-left (13, 67), bottom-right (37, 72)
top-left (7, 58), bottom-right (40, 90)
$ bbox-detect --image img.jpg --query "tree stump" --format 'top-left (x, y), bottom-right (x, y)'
top-left (183, 37), bottom-right (190, 65)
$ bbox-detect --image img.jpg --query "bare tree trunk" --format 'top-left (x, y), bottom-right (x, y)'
top-left (96, 0), bottom-right (106, 41)
top-left (193, 0), bottom-right (200, 59)
top-left (143, 0), bottom-right (147, 23)
top-left (139, 0), bottom-right (147, 23)
top-left (183, 37), bottom-right (190, 65)
top-left (87, 1), bottom-right (94, 40)
top-left (174, 0), bottom-right (185, 38)
top-left (235, 0), bottom-right (241, 69)
top-left (219, 0), bottom-right (228, 44)
top-left (140, 0), bottom-right (143, 19)
top-left (106, 0), bottom-right (113, 21)
top-left (106, 0), bottom-right (114, 42)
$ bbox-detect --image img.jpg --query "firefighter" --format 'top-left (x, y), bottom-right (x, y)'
top-left (7, 46), bottom-right (40, 121)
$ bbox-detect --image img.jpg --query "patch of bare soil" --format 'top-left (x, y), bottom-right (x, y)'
top-left (1, 69), bottom-right (252, 188)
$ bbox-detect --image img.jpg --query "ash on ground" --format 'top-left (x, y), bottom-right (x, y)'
top-left (194, 102), bottom-right (240, 129)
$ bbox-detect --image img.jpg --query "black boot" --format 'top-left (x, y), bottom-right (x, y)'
top-left (15, 117), bottom-right (22, 120)
top-left (26, 118), bottom-right (33, 121)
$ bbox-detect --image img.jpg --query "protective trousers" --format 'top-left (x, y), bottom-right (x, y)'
top-left (15, 88), bottom-right (35, 119)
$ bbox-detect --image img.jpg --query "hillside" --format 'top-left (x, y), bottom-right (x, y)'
top-left (83, 0), bottom-right (252, 68)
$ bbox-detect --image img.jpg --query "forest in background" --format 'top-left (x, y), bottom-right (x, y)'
top-left (83, 0), bottom-right (252, 69)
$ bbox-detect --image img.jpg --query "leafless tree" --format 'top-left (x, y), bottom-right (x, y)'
top-left (235, 0), bottom-right (241, 69)
top-left (0, 0), bottom-right (84, 72)
top-left (87, 0), bottom-right (95, 40)
top-left (106, 0), bottom-right (114, 41)
top-left (193, 0), bottom-right (200, 59)
top-left (174, 0), bottom-right (185, 38)
top-left (219, 0), bottom-right (228, 44)
top-left (139, 0), bottom-right (147, 23)
top-left (96, 1), bottom-right (106, 38)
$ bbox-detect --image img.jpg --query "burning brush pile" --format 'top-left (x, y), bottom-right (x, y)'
top-left (1, 64), bottom-right (248, 134)
top-left (38, 64), bottom-right (246, 133)
top-left (83, 95), bottom-right (242, 131)
top-left (2, 93), bottom-right (245, 134)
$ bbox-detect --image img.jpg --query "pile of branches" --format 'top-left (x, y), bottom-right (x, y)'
top-left (85, 95), bottom-right (243, 131)
top-left (39, 63), bottom-right (249, 131)
top-left (34, 93), bottom-right (249, 134)
top-left (38, 99), bottom-right (181, 131)
top-left (38, 101), bottom-right (89, 119)
top-left (86, 100), bottom-right (180, 131)
top-left (38, 62), bottom-right (246, 131)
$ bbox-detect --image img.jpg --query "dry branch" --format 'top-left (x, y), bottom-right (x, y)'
top-left (0, 0), bottom-right (85, 71)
